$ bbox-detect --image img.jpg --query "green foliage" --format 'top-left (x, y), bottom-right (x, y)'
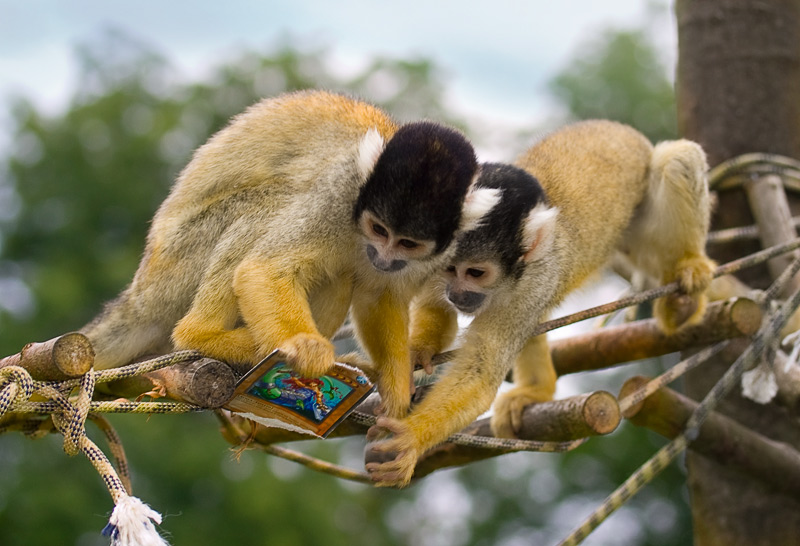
top-left (549, 29), bottom-right (677, 142)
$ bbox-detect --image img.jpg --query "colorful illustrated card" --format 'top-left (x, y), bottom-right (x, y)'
top-left (225, 350), bottom-right (374, 438)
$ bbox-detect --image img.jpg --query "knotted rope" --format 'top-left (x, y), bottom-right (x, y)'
top-left (0, 351), bottom-right (205, 545)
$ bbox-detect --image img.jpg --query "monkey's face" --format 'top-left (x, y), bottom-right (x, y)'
top-left (358, 210), bottom-right (437, 273)
top-left (443, 260), bottom-right (503, 315)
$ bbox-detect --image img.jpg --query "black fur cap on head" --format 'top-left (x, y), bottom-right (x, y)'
top-left (353, 121), bottom-right (478, 253)
top-left (454, 162), bottom-right (548, 278)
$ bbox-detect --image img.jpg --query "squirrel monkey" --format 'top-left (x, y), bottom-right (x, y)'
top-left (365, 120), bottom-right (715, 485)
top-left (80, 90), bottom-right (497, 418)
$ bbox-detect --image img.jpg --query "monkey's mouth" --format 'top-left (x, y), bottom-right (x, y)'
top-left (446, 290), bottom-right (486, 314)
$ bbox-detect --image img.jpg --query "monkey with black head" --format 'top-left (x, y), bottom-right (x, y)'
top-left (366, 120), bottom-right (715, 485)
top-left (80, 89), bottom-right (497, 419)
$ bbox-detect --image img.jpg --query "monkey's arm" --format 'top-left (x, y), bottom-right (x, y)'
top-left (173, 250), bottom-right (337, 376)
top-left (409, 280), bottom-right (459, 374)
top-left (236, 255), bottom-right (339, 377)
top-left (365, 322), bottom-right (516, 487)
top-left (351, 288), bottom-right (414, 419)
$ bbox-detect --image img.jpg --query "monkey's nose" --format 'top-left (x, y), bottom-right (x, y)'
top-left (366, 245), bottom-right (407, 272)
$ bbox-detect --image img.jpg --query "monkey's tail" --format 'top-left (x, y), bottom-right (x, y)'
top-left (80, 290), bottom-right (173, 370)
top-left (644, 139), bottom-right (716, 332)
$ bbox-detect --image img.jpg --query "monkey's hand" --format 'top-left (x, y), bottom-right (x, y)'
top-left (410, 346), bottom-right (436, 375)
top-left (490, 384), bottom-right (554, 439)
top-left (364, 417), bottom-right (420, 488)
top-left (282, 333), bottom-right (336, 377)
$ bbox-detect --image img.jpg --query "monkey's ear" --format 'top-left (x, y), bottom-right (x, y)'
top-left (521, 204), bottom-right (558, 263)
top-left (357, 128), bottom-right (386, 180)
top-left (460, 186), bottom-right (502, 231)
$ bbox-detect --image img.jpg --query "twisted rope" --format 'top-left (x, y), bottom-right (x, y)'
top-left (617, 341), bottom-right (730, 415)
top-left (0, 365), bottom-right (35, 415)
top-left (708, 153), bottom-right (800, 191)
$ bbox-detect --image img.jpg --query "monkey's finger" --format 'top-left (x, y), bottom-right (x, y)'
top-left (375, 416), bottom-right (406, 435)
top-left (364, 442), bottom-right (399, 464)
top-left (365, 462), bottom-right (411, 487)
top-left (365, 424), bottom-right (390, 442)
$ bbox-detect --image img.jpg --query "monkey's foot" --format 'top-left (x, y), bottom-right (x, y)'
top-left (654, 292), bottom-right (708, 334)
top-left (490, 385), bottom-right (554, 439)
top-left (364, 417), bottom-right (419, 488)
top-left (675, 255), bottom-right (715, 294)
top-left (282, 333), bottom-right (335, 377)
top-left (655, 254), bottom-right (714, 333)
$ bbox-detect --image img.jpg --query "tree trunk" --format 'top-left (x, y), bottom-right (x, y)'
top-left (676, 0), bottom-right (800, 543)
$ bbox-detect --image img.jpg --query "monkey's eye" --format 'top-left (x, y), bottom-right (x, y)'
top-left (372, 223), bottom-right (389, 238)
top-left (466, 268), bottom-right (485, 278)
top-left (446, 265), bottom-right (456, 273)
top-left (399, 239), bottom-right (419, 249)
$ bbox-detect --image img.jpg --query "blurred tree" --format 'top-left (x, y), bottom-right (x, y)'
top-left (549, 28), bottom-right (677, 142)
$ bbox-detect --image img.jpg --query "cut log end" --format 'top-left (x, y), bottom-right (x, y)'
top-left (52, 333), bottom-right (96, 376)
top-left (582, 391), bottom-right (622, 435)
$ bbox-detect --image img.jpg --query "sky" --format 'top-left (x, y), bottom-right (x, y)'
top-left (0, 1), bottom-right (676, 157)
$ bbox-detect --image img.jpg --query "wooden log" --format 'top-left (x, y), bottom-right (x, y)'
top-left (0, 332), bottom-right (94, 381)
top-left (149, 358), bottom-right (236, 408)
top-left (744, 174), bottom-right (800, 293)
top-left (552, 297), bottom-right (761, 376)
top-left (619, 376), bottom-right (800, 499)
top-left (514, 390), bottom-right (619, 440)
top-left (106, 358), bottom-right (236, 408)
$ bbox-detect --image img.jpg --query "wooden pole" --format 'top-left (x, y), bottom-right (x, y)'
top-left (551, 297), bottom-right (761, 376)
top-left (0, 332), bottom-right (94, 380)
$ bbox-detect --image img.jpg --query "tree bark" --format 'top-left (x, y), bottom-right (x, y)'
top-left (676, 0), bottom-right (800, 542)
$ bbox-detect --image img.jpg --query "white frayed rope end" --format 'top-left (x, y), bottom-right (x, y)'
top-left (103, 495), bottom-right (168, 546)
top-left (741, 363), bottom-right (778, 404)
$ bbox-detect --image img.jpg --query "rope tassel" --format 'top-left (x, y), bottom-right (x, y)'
top-left (103, 495), bottom-right (168, 546)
